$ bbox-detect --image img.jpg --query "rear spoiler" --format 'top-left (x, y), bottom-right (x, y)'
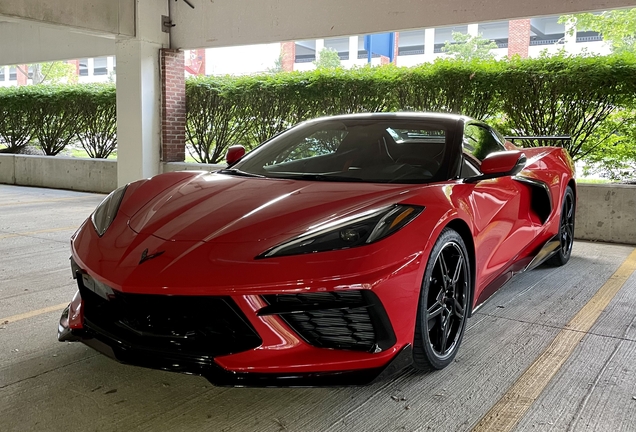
top-left (504, 136), bottom-right (571, 147)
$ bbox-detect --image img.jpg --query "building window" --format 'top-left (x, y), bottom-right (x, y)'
top-left (9, 66), bottom-right (17, 81)
top-left (93, 57), bottom-right (108, 75)
top-left (79, 59), bottom-right (88, 76)
top-left (0, 67), bottom-right (5, 81)
top-left (324, 37), bottom-right (349, 60)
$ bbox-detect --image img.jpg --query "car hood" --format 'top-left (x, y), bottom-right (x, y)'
top-left (128, 172), bottom-right (418, 244)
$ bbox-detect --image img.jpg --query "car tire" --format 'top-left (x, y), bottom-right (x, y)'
top-left (547, 185), bottom-right (575, 266)
top-left (413, 228), bottom-right (471, 371)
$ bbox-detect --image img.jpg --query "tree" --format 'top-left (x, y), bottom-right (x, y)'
top-left (442, 32), bottom-right (499, 61)
top-left (559, 9), bottom-right (636, 54)
top-left (313, 48), bottom-right (342, 69)
top-left (580, 109), bottom-right (636, 181)
top-left (268, 52), bottom-right (284, 74)
top-left (15, 61), bottom-right (76, 85)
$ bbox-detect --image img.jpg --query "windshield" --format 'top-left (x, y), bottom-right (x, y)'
top-left (230, 119), bottom-right (450, 184)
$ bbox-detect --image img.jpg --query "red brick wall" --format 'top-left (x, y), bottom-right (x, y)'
top-left (161, 49), bottom-right (186, 162)
top-left (508, 19), bottom-right (531, 58)
top-left (281, 41), bottom-right (295, 72)
top-left (16, 65), bottom-right (28, 86)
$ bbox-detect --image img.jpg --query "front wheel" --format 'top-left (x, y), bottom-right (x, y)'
top-left (547, 185), bottom-right (575, 266)
top-left (413, 228), bottom-right (471, 371)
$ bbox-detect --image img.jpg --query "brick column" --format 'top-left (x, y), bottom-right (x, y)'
top-left (66, 60), bottom-right (80, 79)
top-left (16, 64), bottom-right (28, 86)
top-left (161, 49), bottom-right (186, 162)
top-left (380, 32), bottom-right (399, 65)
top-left (281, 41), bottom-right (295, 72)
top-left (508, 19), bottom-right (531, 58)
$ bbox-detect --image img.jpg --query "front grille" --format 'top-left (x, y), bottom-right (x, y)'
top-left (78, 276), bottom-right (261, 359)
top-left (261, 291), bottom-right (396, 352)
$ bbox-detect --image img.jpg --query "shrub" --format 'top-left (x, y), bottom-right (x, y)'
top-left (494, 52), bottom-right (636, 159)
top-left (74, 85), bottom-right (117, 158)
top-left (27, 85), bottom-right (83, 156)
top-left (0, 86), bottom-right (36, 153)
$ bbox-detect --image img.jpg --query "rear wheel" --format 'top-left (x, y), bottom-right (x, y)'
top-left (548, 186), bottom-right (575, 266)
top-left (413, 228), bottom-right (470, 371)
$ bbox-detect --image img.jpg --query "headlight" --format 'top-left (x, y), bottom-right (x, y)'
top-left (91, 185), bottom-right (128, 236)
top-left (259, 204), bottom-right (423, 258)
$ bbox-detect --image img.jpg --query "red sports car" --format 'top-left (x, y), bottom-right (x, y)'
top-left (58, 113), bottom-right (576, 386)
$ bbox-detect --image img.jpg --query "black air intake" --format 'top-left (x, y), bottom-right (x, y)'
top-left (260, 290), bottom-right (396, 352)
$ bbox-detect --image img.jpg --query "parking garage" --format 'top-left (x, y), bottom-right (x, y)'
top-left (2, 1), bottom-right (636, 431)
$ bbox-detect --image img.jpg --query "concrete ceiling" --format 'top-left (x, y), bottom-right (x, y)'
top-left (1, 0), bottom-right (636, 62)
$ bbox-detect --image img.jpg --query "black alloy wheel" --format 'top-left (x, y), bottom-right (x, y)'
top-left (413, 228), bottom-right (471, 371)
top-left (548, 185), bottom-right (575, 266)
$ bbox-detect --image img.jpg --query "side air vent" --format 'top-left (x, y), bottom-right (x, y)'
top-left (260, 290), bottom-right (396, 352)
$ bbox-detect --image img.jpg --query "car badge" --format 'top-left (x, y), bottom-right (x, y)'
top-left (139, 248), bottom-right (165, 264)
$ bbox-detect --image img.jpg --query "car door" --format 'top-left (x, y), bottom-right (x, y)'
top-left (462, 123), bottom-right (543, 301)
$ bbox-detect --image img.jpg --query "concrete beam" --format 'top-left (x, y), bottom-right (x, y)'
top-left (0, 21), bottom-right (115, 66)
top-left (170, 0), bottom-right (636, 49)
top-left (0, 0), bottom-right (134, 37)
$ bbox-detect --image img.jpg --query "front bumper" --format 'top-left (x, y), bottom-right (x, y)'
top-left (59, 259), bottom-right (412, 387)
top-left (59, 309), bottom-right (412, 387)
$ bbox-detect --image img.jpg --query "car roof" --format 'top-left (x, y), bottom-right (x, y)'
top-left (302, 112), bottom-right (472, 124)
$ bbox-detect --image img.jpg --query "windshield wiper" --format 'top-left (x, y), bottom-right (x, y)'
top-left (272, 173), bottom-right (364, 182)
top-left (218, 169), bottom-right (264, 178)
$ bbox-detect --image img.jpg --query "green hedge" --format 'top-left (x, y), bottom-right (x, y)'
top-left (1, 54), bottom-right (635, 166)
top-left (0, 84), bottom-right (116, 157)
top-left (185, 53), bottom-right (636, 163)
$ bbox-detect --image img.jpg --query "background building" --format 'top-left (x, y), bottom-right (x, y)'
top-left (0, 15), bottom-right (609, 85)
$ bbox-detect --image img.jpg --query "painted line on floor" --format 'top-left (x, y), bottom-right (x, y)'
top-left (1, 303), bottom-right (69, 325)
top-left (0, 226), bottom-right (78, 241)
top-left (472, 247), bottom-right (636, 432)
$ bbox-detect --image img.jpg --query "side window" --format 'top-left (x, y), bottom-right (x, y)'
top-left (463, 124), bottom-right (506, 162)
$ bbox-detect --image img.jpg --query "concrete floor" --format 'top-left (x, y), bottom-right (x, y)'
top-left (1, 184), bottom-right (635, 432)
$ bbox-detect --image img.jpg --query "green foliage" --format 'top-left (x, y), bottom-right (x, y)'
top-left (184, 54), bottom-right (636, 166)
top-left (580, 109), bottom-right (636, 181)
top-left (560, 9), bottom-right (636, 54)
top-left (185, 76), bottom-right (253, 163)
top-left (29, 86), bottom-right (83, 155)
top-left (442, 32), bottom-right (499, 61)
top-left (313, 48), bottom-right (342, 69)
top-left (74, 85), bottom-right (117, 158)
top-left (493, 52), bottom-right (636, 160)
top-left (0, 86), bottom-right (36, 153)
top-left (393, 58), bottom-right (503, 119)
top-left (267, 52), bottom-right (284, 74)
top-left (15, 62), bottom-right (77, 85)
top-left (0, 84), bottom-right (116, 157)
top-left (2, 54), bottom-right (636, 178)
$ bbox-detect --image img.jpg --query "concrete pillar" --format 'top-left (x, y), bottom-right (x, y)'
top-left (315, 38), bottom-right (325, 61)
top-left (467, 24), bottom-right (479, 37)
top-left (508, 19), bottom-right (531, 58)
top-left (115, 0), bottom-right (169, 186)
top-left (424, 28), bottom-right (435, 61)
top-left (348, 36), bottom-right (358, 61)
top-left (106, 56), bottom-right (115, 76)
top-left (87, 58), bottom-right (95, 77)
top-left (281, 41), bottom-right (295, 71)
top-left (161, 49), bottom-right (185, 163)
